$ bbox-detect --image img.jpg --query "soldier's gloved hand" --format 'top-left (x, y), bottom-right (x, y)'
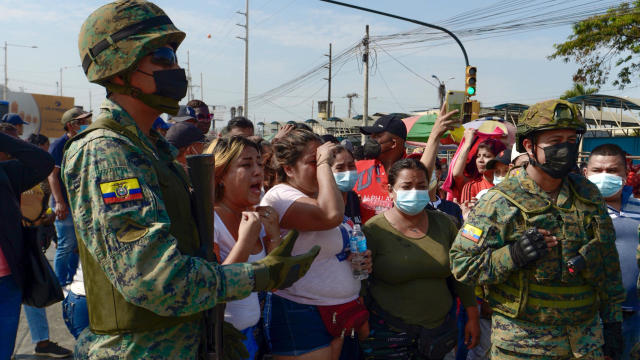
top-left (510, 227), bottom-right (548, 268)
top-left (603, 322), bottom-right (623, 360)
top-left (252, 230), bottom-right (320, 291)
top-left (221, 321), bottom-right (249, 360)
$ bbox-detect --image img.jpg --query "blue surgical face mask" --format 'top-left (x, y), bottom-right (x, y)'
top-left (493, 175), bottom-right (504, 185)
top-left (333, 170), bottom-right (358, 192)
top-left (78, 124), bottom-right (88, 133)
top-left (394, 189), bottom-right (430, 215)
top-left (588, 173), bottom-right (624, 198)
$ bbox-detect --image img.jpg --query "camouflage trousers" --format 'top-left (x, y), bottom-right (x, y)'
top-left (490, 345), bottom-right (603, 359)
top-left (491, 313), bottom-right (603, 357)
top-left (74, 321), bottom-right (201, 359)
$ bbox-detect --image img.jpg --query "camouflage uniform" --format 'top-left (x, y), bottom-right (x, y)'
top-left (62, 99), bottom-right (255, 358)
top-left (450, 100), bottom-right (625, 359)
top-left (68, 2), bottom-right (319, 358)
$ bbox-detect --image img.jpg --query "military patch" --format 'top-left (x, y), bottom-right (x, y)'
top-left (116, 220), bottom-right (149, 243)
top-left (100, 178), bottom-right (143, 204)
top-left (461, 224), bottom-right (483, 243)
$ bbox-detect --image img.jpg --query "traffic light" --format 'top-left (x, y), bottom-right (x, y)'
top-left (465, 66), bottom-right (477, 97)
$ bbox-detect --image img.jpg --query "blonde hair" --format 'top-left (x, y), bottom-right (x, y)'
top-left (204, 135), bottom-right (260, 201)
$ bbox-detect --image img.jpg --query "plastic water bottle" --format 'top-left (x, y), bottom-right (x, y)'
top-left (350, 224), bottom-right (369, 280)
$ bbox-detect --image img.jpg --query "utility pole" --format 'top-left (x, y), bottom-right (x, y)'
top-left (324, 43), bottom-right (332, 121)
top-left (311, 100), bottom-right (314, 119)
top-left (346, 93), bottom-right (358, 119)
top-left (186, 50), bottom-right (192, 100)
top-left (3, 41), bottom-right (37, 100)
top-left (200, 72), bottom-right (204, 100)
top-left (237, 0), bottom-right (249, 115)
top-left (3, 42), bottom-right (6, 100)
top-left (362, 25), bottom-right (369, 144)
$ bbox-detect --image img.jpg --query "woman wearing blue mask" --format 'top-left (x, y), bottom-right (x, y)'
top-left (360, 158), bottom-right (479, 359)
top-left (329, 145), bottom-right (362, 226)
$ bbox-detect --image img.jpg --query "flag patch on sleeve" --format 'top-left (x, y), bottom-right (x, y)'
top-left (461, 224), bottom-right (483, 243)
top-left (100, 178), bottom-right (143, 204)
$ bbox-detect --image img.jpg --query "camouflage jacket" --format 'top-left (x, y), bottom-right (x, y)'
top-left (450, 170), bottom-right (624, 323)
top-left (62, 99), bottom-right (254, 358)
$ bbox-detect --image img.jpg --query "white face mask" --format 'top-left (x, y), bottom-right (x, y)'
top-left (493, 176), bottom-right (504, 185)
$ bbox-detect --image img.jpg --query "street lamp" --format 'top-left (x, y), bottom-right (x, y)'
top-left (431, 75), bottom-right (455, 108)
top-left (3, 41), bottom-right (38, 100)
top-left (59, 65), bottom-right (82, 96)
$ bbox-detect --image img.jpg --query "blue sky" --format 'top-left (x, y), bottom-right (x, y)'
top-left (1, 0), bottom-right (634, 126)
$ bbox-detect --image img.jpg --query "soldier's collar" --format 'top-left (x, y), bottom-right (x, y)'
top-left (517, 170), bottom-right (572, 207)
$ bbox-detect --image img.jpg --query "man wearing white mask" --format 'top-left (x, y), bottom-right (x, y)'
top-left (584, 143), bottom-right (640, 359)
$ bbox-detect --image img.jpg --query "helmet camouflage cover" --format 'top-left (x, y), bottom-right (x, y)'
top-left (516, 99), bottom-right (586, 152)
top-left (78, 0), bottom-right (185, 83)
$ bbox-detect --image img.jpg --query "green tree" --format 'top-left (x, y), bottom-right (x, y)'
top-left (549, 1), bottom-right (640, 89)
top-left (560, 83), bottom-right (599, 100)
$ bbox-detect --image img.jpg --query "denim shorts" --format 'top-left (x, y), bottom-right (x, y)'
top-left (263, 293), bottom-right (332, 356)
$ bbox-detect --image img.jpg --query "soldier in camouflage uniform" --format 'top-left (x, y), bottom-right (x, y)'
top-left (62, 1), bottom-right (319, 358)
top-left (450, 99), bottom-right (625, 359)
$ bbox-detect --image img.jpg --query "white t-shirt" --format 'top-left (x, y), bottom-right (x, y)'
top-left (214, 212), bottom-right (265, 331)
top-left (260, 183), bottom-right (360, 306)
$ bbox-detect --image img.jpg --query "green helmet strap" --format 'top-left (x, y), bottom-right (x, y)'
top-left (105, 80), bottom-right (180, 116)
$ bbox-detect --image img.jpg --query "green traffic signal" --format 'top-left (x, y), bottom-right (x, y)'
top-left (467, 87), bottom-right (476, 95)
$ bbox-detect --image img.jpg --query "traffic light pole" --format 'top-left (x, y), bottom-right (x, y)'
top-left (318, 0), bottom-right (469, 67)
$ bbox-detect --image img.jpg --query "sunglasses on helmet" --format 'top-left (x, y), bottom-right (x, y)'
top-left (149, 47), bottom-right (178, 67)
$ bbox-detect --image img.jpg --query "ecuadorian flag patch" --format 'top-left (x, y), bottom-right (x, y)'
top-left (461, 224), bottom-right (483, 243)
top-left (100, 178), bottom-right (143, 204)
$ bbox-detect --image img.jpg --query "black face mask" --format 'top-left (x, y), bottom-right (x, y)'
top-left (363, 138), bottom-right (381, 159)
top-left (531, 142), bottom-right (578, 179)
top-left (152, 68), bottom-right (188, 100)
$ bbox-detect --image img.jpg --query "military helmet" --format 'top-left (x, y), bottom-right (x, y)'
top-left (78, 0), bottom-right (185, 83)
top-left (516, 99), bottom-right (586, 152)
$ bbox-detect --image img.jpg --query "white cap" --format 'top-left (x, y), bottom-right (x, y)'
top-left (511, 143), bottom-right (526, 163)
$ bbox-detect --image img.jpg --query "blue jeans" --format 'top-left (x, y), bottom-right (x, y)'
top-left (23, 305), bottom-right (49, 343)
top-left (623, 311), bottom-right (640, 360)
top-left (62, 291), bottom-right (89, 339)
top-left (0, 275), bottom-right (22, 359)
top-left (53, 215), bottom-right (79, 286)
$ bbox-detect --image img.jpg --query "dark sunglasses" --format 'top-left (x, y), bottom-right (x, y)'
top-left (197, 113), bottom-right (213, 121)
top-left (149, 47), bottom-right (178, 67)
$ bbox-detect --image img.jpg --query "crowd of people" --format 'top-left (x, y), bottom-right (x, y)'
top-left (1, 1), bottom-right (640, 360)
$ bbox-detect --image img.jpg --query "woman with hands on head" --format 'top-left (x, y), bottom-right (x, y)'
top-left (206, 135), bottom-right (280, 360)
top-left (261, 129), bottom-right (367, 360)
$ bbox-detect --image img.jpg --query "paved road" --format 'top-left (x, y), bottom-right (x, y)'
top-left (13, 246), bottom-right (76, 359)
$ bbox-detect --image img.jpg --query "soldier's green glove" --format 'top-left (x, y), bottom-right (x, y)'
top-left (221, 321), bottom-right (249, 360)
top-left (252, 230), bottom-right (320, 291)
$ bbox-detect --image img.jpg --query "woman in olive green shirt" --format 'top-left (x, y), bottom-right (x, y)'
top-left (361, 158), bottom-right (480, 359)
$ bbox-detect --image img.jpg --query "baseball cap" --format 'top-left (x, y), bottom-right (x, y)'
top-left (2, 113), bottom-right (28, 126)
top-left (165, 122), bottom-right (205, 149)
top-left (359, 114), bottom-right (407, 140)
top-left (152, 117), bottom-right (171, 130)
top-left (486, 148), bottom-right (512, 170)
top-left (61, 108), bottom-right (91, 126)
top-left (172, 105), bottom-right (196, 122)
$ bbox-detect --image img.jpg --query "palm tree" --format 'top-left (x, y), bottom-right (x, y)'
top-left (560, 83), bottom-right (598, 100)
